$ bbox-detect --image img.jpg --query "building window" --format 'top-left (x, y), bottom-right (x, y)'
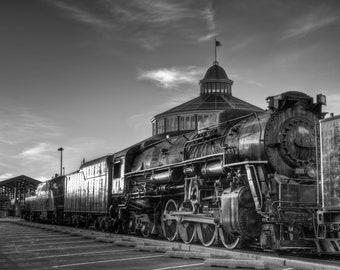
top-left (191, 116), bottom-right (196, 129)
top-left (179, 116), bottom-right (185, 130)
top-left (152, 122), bottom-right (156, 136)
top-left (157, 119), bottom-right (165, 134)
top-left (165, 118), bottom-right (169, 133)
top-left (169, 117), bottom-right (178, 132)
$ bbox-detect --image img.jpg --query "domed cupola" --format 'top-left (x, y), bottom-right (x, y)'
top-left (199, 61), bottom-right (233, 96)
top-left (150, 42), bottom-right (264, 138)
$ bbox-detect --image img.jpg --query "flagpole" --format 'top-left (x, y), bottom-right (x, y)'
top-left (214, 38), bottom-right (217, 64)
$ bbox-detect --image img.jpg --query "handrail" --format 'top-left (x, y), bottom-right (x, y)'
top-left (249, 164), bottom-right (263, 210)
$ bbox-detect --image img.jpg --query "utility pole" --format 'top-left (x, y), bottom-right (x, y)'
top-left (58, 147), bottom-right (64, 176)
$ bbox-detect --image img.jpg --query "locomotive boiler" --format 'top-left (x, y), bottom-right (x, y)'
top-left (116, 91), bottom-right (325, 251)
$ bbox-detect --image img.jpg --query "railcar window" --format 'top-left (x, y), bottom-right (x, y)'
top-left (114, 163), bottom-right (121, 179)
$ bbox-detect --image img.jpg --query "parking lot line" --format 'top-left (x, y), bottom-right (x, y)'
top-left (1, 239), bottom-right (94, 248)
top-left (151, 263), bottom-right (205, 270)
top-left (0, 233), bottom-right (58, 238)
top-left (51, 254), bottom-right (164, 268)
top-left (3, 243), bottom-right (111, 254)
top-left (36, 248), bottom-right (135, 258)
top-left (9, 236), bottom-right (77, 242)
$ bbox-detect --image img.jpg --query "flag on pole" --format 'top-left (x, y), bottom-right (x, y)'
top-left (214, 39), bottom-right (222, 64)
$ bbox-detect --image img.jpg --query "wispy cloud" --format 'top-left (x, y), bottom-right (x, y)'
top-left (0, 103), bottom-right (64, 180)
top-left (128, 111), bottom-right (156, 131)
top-left (19, 142), bottom-right (55, 161)
top-left (51, 1), bottom-right (112, 29)
top-left (226, 73), bottom-right (264, 88)
top-left (198, 6), bottom-right (217, 41)
top-left (127, 88), bottom-right (197, 132)
top-left (283, 11), bottom-right (339, 39)
top-left (325, 93), bottom-right (340, 116)
top-left (138, 66), bottom-right (204, 89)
top-left (0, 173), bottom-right (14, 181)
top-left (0, 106), bottom-right (61, 145)
top-left (130, 65), bottom-right (200, 130)
top-left (47, 0), bottom-right (216, 50)
top-left (248, 80), bottom-right (263, 87)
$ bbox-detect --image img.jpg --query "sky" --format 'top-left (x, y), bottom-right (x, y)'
top-left (1, 0), bottom-right (340, 181)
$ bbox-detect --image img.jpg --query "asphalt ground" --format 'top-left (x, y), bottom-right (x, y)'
top-left (1, 218), bottom-right (340, 270)
top-left (0, 220), bottom-right (265, 270)
top-left (0, 221), bottom-right (206, 270)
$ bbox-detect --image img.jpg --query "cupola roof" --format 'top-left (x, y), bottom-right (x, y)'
top-left (202, 63), bottom-right (229, 81)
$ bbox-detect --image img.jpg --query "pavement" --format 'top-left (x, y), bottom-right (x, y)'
top-left (1, 217), bottom-right (340, 270)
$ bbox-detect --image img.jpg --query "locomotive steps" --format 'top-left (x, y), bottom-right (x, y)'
top-left (6, 219), bottom-right (340, 270)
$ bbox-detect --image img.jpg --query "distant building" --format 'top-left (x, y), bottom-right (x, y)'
top-left (151, 61), bottom-right (264, 137)
top-left (0, 175), bottom-right (40, 217)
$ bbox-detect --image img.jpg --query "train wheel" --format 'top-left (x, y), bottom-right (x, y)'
top-left (113, 220), bottom-right (121, 234)
top-left (218, 227), bottom-right (243, 249)
top-left (177, 202), bottom-right (196, 244)
top-left (100, 219), bottom-right (107, 232)
top-left (141, 223), bottom-right (150, 238)
top-left (161, 199), bottom-right (178, 241)
top-left (197, 223), bottom-right (217, 247)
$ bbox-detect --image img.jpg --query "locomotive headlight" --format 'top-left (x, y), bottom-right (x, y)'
top-left (306, 165), bottom-right (317, 178)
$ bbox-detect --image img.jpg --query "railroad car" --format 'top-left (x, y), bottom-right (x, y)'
top-left (63, 156), bottom-right (113, 229)
top-left (316, 114), bottom-right (340, 253)
top-left (24, 175), bottom-right (64, 222)
top-left (25, 90), bottom-right (340, 254)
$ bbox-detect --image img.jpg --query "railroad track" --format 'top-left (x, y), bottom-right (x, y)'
top-left (2, 218), bottom-right (340, 270)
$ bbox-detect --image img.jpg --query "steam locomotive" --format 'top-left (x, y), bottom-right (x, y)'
top-left (24, 91), bottom-right (340, 254)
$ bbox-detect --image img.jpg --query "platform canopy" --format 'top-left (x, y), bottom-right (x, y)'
top-left (0, 175), bottom-right (41, 203)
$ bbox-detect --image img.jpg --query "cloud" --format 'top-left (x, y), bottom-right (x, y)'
top-left (47, 0), bottom-right (216, 50)
top-left (51, 0), bottom-right (112, 29)
top-left (0, 103), bottom-right (64, 180)
top-left (19, 142), bottom-right (55, 161)
top-left (128, 111), bottom-right (156, 131)
top-left (325, 93), bottom-right (340, 116)
top-left (127, 88), bottom-right (197, 132)
top-left (198, 6), bottom-right (217, 41)
top-left (0, 106), bottom-right (61, 145)
top-left (282, 12), bottom-right (339, 39)
top-left (138, 66), bottom-right (204, 89)
top-left (199, 33), bottom-right (216, 42)
top-left (20, 143), bottom-right (55, 160)
top-left (119, 1), bottom-right (192, 24)
top-left (0, 173), bottom-right (14, 181)
top-left (247, 80), bottom-right (263, 87)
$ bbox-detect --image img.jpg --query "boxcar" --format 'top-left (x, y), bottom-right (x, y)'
top-left (64, 155), bottom-right (113, 227)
